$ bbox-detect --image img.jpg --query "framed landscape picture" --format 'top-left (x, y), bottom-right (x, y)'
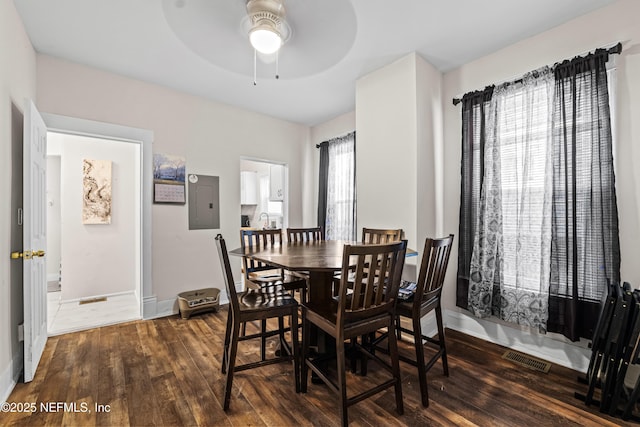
top-left (153, 153), bottom-right (186, 204)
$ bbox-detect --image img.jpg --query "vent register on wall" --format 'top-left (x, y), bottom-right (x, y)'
top-left (152, 152), bottom-right (220, 230)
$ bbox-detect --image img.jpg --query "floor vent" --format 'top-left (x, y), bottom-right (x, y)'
top-left (502, 350), bottom-right (551, 373)
top-left (79, 297), bottom-right (107, 305)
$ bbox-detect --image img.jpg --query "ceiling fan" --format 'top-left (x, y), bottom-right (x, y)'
top-left (162, 0), bottom-right (356, 83)
top-left (245, 0), bottom-right (290, 83)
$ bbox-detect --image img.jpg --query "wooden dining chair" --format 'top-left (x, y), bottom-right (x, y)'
top-left (362, 227), bottom-right (404, 243)
top-left (371, 234), bottom-right (454, 407)
top-left (333, 227), bottom-right (404, 293)
top-left (240, 228), bottom-right (308, 299)
top-left (286, 226), bottom-right (324, 243)
top-left (301, 240), bottom-right (407, 427)
top-left (215, 234), bottom-right (300, 411)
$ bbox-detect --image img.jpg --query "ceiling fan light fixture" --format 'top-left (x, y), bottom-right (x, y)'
top-left (247, 0), bottom-right (286, 54)
top-left (249, 26), bottom-right (282, 54)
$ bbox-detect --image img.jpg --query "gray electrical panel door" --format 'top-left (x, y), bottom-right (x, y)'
top-left (188, 174), bottom-right (220, 230)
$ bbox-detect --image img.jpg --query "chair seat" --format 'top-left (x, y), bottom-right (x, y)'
top-left (305, 300), bottom-right (393, 339)
top-left (238, 288), bottom-right (298, 312)
top-left (247, 271), bottom-right (307, 289)
top-left (395, 294), bottom-right (439, 317)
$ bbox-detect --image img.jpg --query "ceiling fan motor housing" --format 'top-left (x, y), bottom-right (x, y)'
top-left (247, 0), bottom-right (286, 33)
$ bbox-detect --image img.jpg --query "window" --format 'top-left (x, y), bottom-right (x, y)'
top-left (458, 49), bottom-right (620, 341)
top-left (318, 132), bottom-right (356, 240)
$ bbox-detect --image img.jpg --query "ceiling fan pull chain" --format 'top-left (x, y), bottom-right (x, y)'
top-left (275, 50), bottom-right (279, 80)
top-left (253, 48), bottom-right (257, 86)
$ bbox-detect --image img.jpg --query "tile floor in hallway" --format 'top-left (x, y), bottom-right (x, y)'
top-left (47, 290), bottom-right (140, 336)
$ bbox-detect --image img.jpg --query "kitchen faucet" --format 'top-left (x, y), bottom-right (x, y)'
top-left (259, 212), bottom-right (270, 229)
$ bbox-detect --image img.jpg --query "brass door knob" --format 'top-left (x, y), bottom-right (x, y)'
top-left (10, 250), bottom-right (43, 259)
top-left (11, 251), bottom-right (32, 259)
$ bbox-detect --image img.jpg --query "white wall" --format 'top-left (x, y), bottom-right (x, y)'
top-left (48, 132), bottom-right (140, 301)
top-left (36, 55), bottom-right (309, 312)
top-left (355, 52), bottom-right (446, 253)
top-left (45, 155), bottom-right (61, 282)
top-left (416, 56), bottom-right (444, 240)
top-left (441, 0), bottom-right (640, 370)
top-left (0, 0), bottom-right (37, 403)
top-left (356, 54), bottom-right (417, 246)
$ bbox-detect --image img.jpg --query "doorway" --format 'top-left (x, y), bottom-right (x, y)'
top-left (240, 158), bottom-right (288, 230)
top-left (46, 131), bottom-right (142, 335)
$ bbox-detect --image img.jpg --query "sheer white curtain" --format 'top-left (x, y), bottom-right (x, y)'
top-left (468, 68), bottom-right (554, 331)
top-left (325, 133), bottom-right (356, 241)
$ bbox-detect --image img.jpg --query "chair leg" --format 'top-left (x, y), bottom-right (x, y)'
top-left (349, 338), bottom-right (358, 373)
top-left (261, 319), bottom-right (267, 361)
top-left (435, 306), bottom-right (449, 376)
top-left (336, 336), bottom-right (349, 427)
top-left (395, 314), bottom-right (402, 341)
top-left (222, 308), bottom-right (233, 374)
top-left (388, 316), bottom-right (404, 415)
top-left (360, 332), bottom-right (375, 376)
top-left (290, 309), bottom-right (300, 393)
top-left (301, 309), bottom-right (310, 393)
top-left (224, 320), bottom-right (240, 411)
top-left (413, 315), bottom-right (429, 407)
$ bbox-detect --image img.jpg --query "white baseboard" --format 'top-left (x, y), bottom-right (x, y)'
top-left (445, 309), bottom-right (591, 373)
top-left (142, 295), bottom-right (158, 319)
top-left (1, 350), bottom-right (23, 404)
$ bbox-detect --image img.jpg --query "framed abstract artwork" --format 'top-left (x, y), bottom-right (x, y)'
top-left (82, 159), bottom-right (112, 224)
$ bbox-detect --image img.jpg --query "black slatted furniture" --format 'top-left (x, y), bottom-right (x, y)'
top-left (241, 228), bottom-right (308, 300)
top-left (286, 226), bottom-right (324, 302)
top-left (371, 234), bottom-right (454, 407)
top-left (215, 234), bottom-right (300, 411)
top-left (361, 227), bottom-right (404, 244)
top-left (287, 226), bottom-right (324, 243)
top-left (334, 227), bottom-right (404, 295)
top-left (575, 281), bottom-right (640, 421)
top-left (301, 240), bottom-right (407, 427)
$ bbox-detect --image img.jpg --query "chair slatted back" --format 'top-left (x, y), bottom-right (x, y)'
top-left (414, 234), bottom-right (454, 305)
top-left (337, 240), bottom-right (407, 323)
top-left (240, 229), bottom-right (284, 278)
top-left (215, 234), bottom-right (240, 316)
top-left (287, 227), bottom-right (324, 243)
top-left (362, 228), bottom-right (404, 244)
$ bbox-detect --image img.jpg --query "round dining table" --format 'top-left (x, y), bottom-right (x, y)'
top-left (230, 239), bottom-right (353, 305)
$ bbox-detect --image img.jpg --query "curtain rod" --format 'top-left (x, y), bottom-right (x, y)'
top-left (315, 130), bottom-right (356, 148)
top-left (451, 42), bottom-right (622, 106)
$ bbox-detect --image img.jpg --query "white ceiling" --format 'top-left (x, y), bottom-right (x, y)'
top-left (14, 0), bottom-right (616, 126)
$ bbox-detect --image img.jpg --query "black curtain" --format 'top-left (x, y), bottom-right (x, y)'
top-left (456, 87), bottom-right (493, 309)
top-left (548, 49), bottom-right (621, 341)
top-left (317, 142), bottom-right (329, 231)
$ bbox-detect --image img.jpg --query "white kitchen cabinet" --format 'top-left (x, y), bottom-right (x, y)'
top-left (269, 164), bottom-right (285, 201)
top-left (240, 171), bottom-right (258, 204)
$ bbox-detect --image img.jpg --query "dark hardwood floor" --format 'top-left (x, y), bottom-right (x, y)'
top-left (3, 306), bottom-right (635, 426)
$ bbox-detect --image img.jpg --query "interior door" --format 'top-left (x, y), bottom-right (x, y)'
top-left (23, 100), bottom-right (48, 382)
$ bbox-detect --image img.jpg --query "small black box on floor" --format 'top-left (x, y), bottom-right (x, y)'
top-left (177, 288), bottom-right (220, 319)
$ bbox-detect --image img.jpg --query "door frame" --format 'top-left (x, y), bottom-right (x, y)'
top-left (42, 114), bottom-right (154, 318)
